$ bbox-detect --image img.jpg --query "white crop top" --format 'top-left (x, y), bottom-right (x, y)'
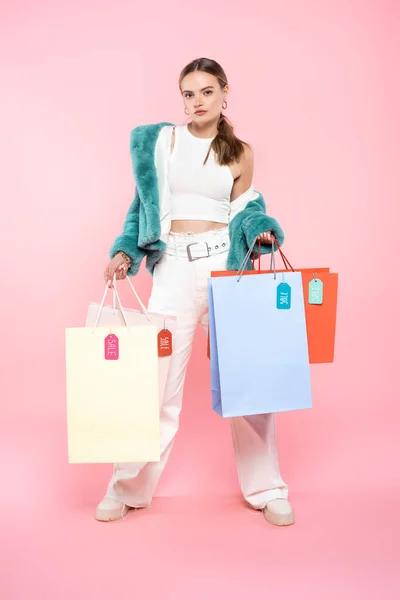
top-left (168, 124), bottom-right (234, 223)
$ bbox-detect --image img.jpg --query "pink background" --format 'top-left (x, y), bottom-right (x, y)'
top-left (1, 1), bottom-right (399, 598)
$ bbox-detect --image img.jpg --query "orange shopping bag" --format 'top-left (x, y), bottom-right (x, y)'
top-left (207, 242), bottom-right (338, 364)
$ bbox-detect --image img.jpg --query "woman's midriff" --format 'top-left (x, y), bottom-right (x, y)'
top-left (170, 220), bottom-right (228, 234)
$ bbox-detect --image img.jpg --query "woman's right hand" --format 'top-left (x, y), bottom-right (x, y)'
top-left (104, 254), bottom-right (128, 287)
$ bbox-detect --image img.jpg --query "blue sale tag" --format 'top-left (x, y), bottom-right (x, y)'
top-left (308, 278), bottom-right (323, 304)
top-left (276, 282), bottom-right (291, 310)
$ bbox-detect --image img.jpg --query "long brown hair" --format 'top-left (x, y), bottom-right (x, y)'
top-left (179, 58), bottom-right (249, 167)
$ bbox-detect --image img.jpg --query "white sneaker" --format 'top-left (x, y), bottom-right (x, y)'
top-left (263, 499), bottom-right (295, 526)
top-left (95, 496), bottom-right (130, 522)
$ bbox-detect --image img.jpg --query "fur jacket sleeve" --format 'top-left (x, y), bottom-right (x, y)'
top-left (109, 122), bottom-right (284, 276)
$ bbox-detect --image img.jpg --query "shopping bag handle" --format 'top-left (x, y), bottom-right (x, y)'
top-left (93, 274), bottom-right (130, 331)
top-left (236, 237), bottom-right (258, 281)
top-left (236, 237), bottom-right (278, 282)
top-left (111, 275), bottom-right (151, 322)
top-left (251, 238), bottom-right (295, 273)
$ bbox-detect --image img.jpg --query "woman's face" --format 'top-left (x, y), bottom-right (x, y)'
top-left (180, 71), bottom-right (228, 124)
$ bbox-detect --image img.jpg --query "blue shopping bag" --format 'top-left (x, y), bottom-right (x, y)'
top-left (208, 255), bottom-right (312, 417)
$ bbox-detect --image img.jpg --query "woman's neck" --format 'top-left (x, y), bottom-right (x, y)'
top-left (187, 120), bottom-right (218, 139)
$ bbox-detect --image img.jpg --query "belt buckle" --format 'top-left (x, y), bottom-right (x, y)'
top-left (186, 242), bottom-right (210, 262)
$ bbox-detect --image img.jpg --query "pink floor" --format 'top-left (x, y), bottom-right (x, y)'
top-left (2, 488), bottom-right (399, 599)
top-left (2, 386), bottom-right (400, 599)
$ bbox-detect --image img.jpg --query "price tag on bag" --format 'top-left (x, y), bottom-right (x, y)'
top-left (158, 327), bottom-right (173, 357)
top-left (308, 277), bottom-right (323, 305)
top-left (276, 282), bottom-right (291, 310)
top-left (105, 333), bottom-right (119, 360)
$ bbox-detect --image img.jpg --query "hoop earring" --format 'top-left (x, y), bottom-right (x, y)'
top-left (222, 101), bottom-right (227, 110)
top-left (184, 108), bottom-right (190, 115)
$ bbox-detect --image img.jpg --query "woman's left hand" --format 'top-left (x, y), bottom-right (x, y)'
top-left (257, 230), bottom-right (276, 245)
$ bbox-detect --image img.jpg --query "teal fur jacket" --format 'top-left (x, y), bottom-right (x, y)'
top-left (110, 122), bottom-right (285, 276)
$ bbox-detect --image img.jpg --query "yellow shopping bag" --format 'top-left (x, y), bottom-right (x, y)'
top-left (65, 280), bottom-right (160, 464)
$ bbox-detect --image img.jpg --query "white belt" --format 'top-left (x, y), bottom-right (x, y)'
top-left (165, 235), bottom-right (230, 261)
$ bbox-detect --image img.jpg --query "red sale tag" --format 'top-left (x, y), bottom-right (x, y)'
top-left (105, 334), bottom-right (119, 360)
top-left (158, 329), bottom-right (172, 357)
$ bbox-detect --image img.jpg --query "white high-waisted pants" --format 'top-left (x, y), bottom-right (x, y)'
top-left (105, 227), bottom-right (288, 509)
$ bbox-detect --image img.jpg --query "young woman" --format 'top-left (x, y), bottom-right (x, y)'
top-left (99, 58), bottom-right (294, 527)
